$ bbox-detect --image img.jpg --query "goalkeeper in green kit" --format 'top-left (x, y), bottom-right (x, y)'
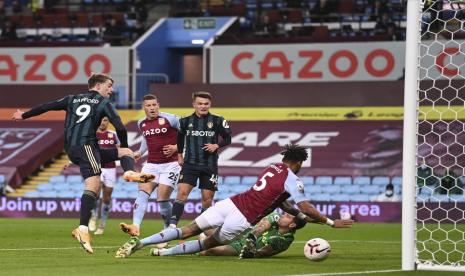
top-left (196, 211), bottom-right (306, 258)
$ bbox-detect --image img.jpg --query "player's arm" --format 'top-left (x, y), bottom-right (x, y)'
top-left (13, 96), bottom-right (69, 120)
top-left (104, 102), bottom-right (129, 148)
top-left (249, 217), bottom-right (272, 238)
top-left (177, 119), bottom-right (186, 165)
top-left (254, 245), bottom-right (279, 258)
top-left (203, 116), bottom-right (231, 153)
top-left (284, 178), bottom-right (353, 228)
top-left (135, 136), bottom-right (148, 159)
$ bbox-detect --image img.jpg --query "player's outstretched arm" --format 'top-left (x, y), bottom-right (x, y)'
top-left (296, 200), bottom-right (354, 228)
top-left (12, 109), bottom-right (24, 121)
top-left (12, 96), bottom-right (68, 121)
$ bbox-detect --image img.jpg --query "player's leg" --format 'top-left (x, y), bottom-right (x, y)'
top-left (120, 163), bottom-right (157, 236)
top-left (94, 185), bottom-right (112, 235)
top-left (89, 180), bottom-right (103, 232)
top-left (157, 161), bottom-right (180, 229)
top-left (169, 163), bottom-right (199, 227)
top-left (69, 145), bottom-right (103, 254)
top-left (199, 166), bottom-right (218, 213)
top-left (115, 198), bottom-right (229, 258)
top-left (95, 168), bottom-right (115, 235)
top-left (115, 148), bottom-right (154, 183)
top-left (199, 245), bottom-right (239, 256)
top-left (151, 198), bottom-right (250, 257)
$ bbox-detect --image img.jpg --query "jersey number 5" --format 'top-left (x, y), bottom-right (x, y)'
top-left (76, 104), bottom-right (91, 123)
top-left (253, 172), bottom-right (275, 191)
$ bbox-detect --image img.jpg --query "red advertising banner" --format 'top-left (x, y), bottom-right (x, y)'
top-left (61, 120), bottom-right (404, 177)
top-left (0, 121), bottom-right (64, 187)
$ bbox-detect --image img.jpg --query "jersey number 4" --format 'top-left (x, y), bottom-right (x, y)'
top-left (253, 172), bottom-right (275, 191)
top-left (76, 104), bottom-right (91, 123)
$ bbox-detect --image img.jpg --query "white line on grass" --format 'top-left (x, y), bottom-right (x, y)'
top-left (0, 240), bottom-right (400, 251)
top-left (0, 246), bottom-right (118, 251)
top-left (294, 240), bottom-right (401, 244)
top-left (287, 269), bottom-right (403, 276)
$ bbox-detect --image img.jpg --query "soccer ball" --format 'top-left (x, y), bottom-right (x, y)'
top-left (303, 238), bottom-right (331, 261)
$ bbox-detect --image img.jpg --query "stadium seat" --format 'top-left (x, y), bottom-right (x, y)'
top-left (372, 176), bottom-right (390, 186)
top-left (66, 175), bottom-right (83, 183)
top-left (450, 194), bottom-right (465, 202)
top-left (430, 194), bottom-right (451, 203)
top-left (307, 185), bottom-right (322, 195)
top-left (112, 190), bottom-right (129, 198)
top-left (361, 185), bottom-right (381, 195)
top-left (57, 191), bottom-right (77, 198)
top-left (52, 183), bottom-right (70, 191)
top-left (37, 183), bottom-right (54, 191)
top-left (353, 176), bottom-right (371, 185)
top-left (223, 176), bottom-right (241, 185)
top-left (39, 190), bottom-right (58, 198)
top-left (391, 176), bottom-right (402, 186)
top-left (70, 183), bottom-right (85, 192)
top-left (350, 194), bottom-right (370, 202)
top-left (334, 176), bottom-right (352, 186)
top-left (241, 176), bottom-right (258, 185)
top-left (331, 194), bottom-right (350, 202)
top-left (315, 176), bottom-right (333, 186)
top-left (325, 185), bottom-right (341, 194)
top-left (49, 175), bottom-right (66, 183)
top-left (24, 191), bottom-right (39, 197)
top-left (300, 176), bottom-right (314, 185)
top-left (311, 193), bottom-right (331, 201)
top-left (343, 185), bottom-right (360, 195)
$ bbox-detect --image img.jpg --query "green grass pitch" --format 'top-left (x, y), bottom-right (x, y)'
top-left (0, 218), bottom-right (461, 276)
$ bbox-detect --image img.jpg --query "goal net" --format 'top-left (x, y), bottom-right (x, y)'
top-left (403, 0), bottom-right (465, 272)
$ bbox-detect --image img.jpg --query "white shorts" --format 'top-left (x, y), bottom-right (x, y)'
top-left (100, 168), bottom-right (116, 188)
top-left (141, 161), bottom-right (181, 189)
top-left (195, 198), bottom-right (251, 244)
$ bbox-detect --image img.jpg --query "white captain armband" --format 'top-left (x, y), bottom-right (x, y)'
top-left (296, 212), bottom-right (307, 220)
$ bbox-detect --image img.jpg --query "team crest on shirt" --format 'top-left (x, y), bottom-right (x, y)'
top-left (158, 118), bottom-right (165, 125)
top-left (207, 122), bottom-right (213, 128)
top-left (108, 133), bottom-right (113, 138)
top-left (188, 123), bottom-right (193, 128)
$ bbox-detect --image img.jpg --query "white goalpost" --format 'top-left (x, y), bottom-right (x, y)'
top-left (403, 0), bottom-right (465, 271)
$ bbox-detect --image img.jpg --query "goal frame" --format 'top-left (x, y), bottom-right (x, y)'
top-left (402, 0), bottom-right (465, 272)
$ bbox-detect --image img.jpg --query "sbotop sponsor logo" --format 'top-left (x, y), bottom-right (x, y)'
top-left (186, 130), bottom-right (215, 137)
top-left (0, 128), bottom-right (51, 164)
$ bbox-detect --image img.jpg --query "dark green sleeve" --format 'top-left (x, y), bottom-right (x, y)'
top-left (268, 236), bottom-right (293, 253)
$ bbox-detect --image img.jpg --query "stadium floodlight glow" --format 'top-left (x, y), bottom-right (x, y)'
top-left (191, 39), bottom-right (205, 45)
top-left (403, 0), bottom-right (465, 272)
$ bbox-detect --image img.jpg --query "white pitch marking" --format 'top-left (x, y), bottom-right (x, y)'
top-left (287, 269), bottom-right (403, 276)
top-left (0, 246), bottom-right (118, 251)
top-left (294, 240), bottom-right (401, 244)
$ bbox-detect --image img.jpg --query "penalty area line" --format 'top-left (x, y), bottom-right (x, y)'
top-left (287, 269), bottom-right (403, 276)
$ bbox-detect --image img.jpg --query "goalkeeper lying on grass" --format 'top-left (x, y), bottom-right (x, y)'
top-left (151, 211), bottom-right (306, 258)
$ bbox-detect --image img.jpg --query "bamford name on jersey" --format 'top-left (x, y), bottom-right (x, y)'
top-left (73, 98), bottom-right (100, 104)
top-left (186, 130), bottom-right (215, 137)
